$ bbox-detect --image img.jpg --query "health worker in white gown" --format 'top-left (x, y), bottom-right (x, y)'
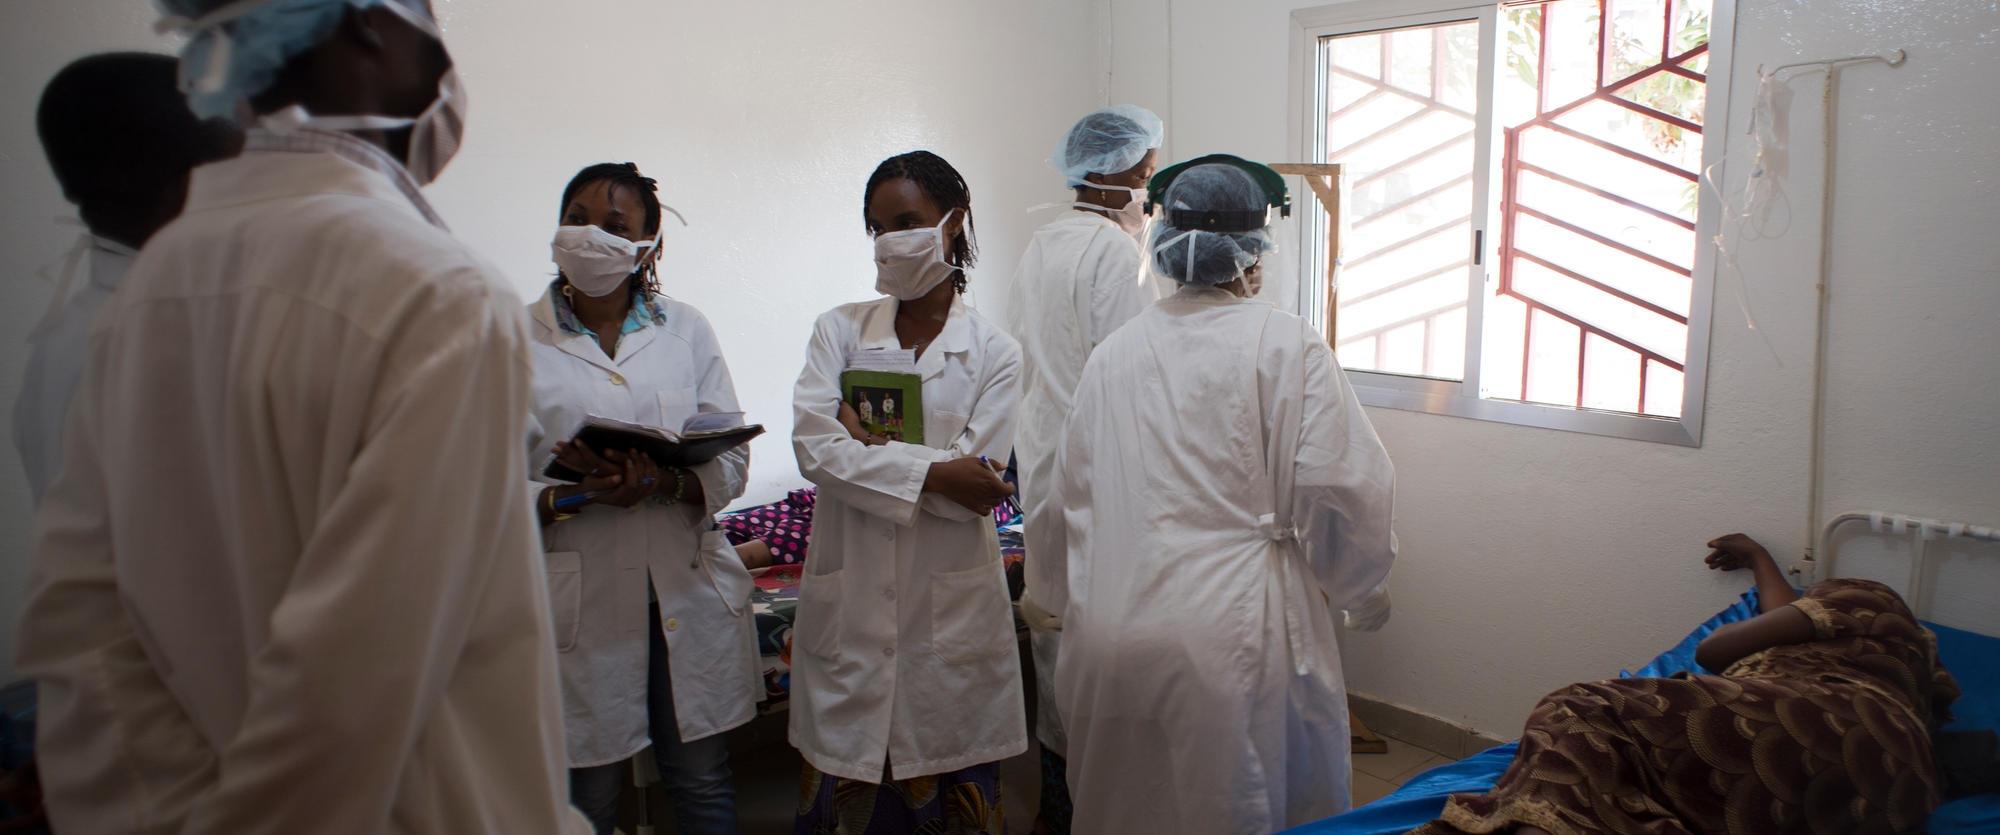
top-left (525, 162), bottom-right (758, 835)
top-left (13, 53), bottom-right (239, 504)
top-left (16, 2), bottom-right (588, 832)
top-left (1055, 155), bottom-right (1398, 835)
top-left (1004, 103), bottom-right (1166, 834)
top-left (788, 150), bottom-right (1025, 834)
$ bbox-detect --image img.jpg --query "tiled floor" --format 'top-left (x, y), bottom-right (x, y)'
top-left (625, 716), bottom-right (1454, 833)
top-left (622, 639), bottom-right (1456, 833)
top-left (1350, 736), bottom-right (1457, 807)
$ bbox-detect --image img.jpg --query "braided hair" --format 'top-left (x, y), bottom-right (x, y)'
top-left (864, 150), bottom-right (978, 293)
top-left (558, 162), bottom-right (663, 295)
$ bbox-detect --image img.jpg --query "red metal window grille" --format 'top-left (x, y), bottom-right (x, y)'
top-left (1492, 0), bottom-right (1709, 416)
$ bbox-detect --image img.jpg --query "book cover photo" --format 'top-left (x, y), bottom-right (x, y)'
top-left (841, 369), bottom-right (924, 447)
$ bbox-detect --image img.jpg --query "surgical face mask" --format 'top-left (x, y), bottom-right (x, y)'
top-left (873, 209), bottom-right (961, 301)
top-left (553, 225), bottom-right (656, 297)
top-left (231, 1), bottom-right (468, 185)
top-left (1242, 261), bottom-right (1264, 298)
top-left (1093, 183), bottom-right (1150, 237)
top-left (262, 67), bottom-right (465, 186)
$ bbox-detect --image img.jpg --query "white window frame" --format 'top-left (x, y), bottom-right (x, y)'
top-left (1286, 0), bottom-right (1737, 446)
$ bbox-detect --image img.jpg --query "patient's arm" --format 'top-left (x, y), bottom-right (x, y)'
top-left (1694, 605), bottom-right (1814, 672)
top-left (736, 539), bottom-right (773, 570)
top-left (1695, 533), bottom-right (1813, 671)
top-left (1704, 533), bottom-right (1798, 611)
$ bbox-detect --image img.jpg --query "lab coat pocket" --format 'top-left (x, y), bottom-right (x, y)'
top-left (795, 568), bottom-right (845, 660)
top-left (657, 387), bottom-right (698, 430)
top-left (930, 558), bottom-right (1011, 664)
top-left (929, 410), bottom-right (969, 452)
top-left (697, 530), bottom-right (753, 617)
top-left (545, 551), bottom-right (584, 652)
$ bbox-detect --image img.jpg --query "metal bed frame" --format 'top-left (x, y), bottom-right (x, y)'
top-left (1809, 510), bottom-right (2000, 623)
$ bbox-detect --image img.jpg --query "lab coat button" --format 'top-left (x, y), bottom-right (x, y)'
top-left (610, 373), bottom-right (626, 386)
top-left (882, 587), bottom-right (896, 601)
top-left (665, 618), bottom-right (680, 632)
top-left (881, 647), bottom-right (895, 658)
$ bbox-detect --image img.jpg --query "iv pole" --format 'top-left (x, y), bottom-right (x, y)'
top-left (1776, 49), bottom-right (1906, 584)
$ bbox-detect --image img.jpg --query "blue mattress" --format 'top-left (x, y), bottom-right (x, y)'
top-left (1283, 586), bottom-right (2000, 834)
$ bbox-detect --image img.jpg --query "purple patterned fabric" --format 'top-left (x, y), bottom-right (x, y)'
top-left (721, 488), bottom-right (817, 565)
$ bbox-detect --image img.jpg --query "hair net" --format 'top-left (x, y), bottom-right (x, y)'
top-left (156, 0), bottom-right (407, 121)
top-left (1054, 104), bottom-right (1164, 188)
top-left (1150, 163), bottom-right (1277, 287)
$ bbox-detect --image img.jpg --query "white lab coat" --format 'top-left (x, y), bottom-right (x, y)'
top-left (1055, 286), bottom-right (1397, 835)
top-left (14, 138), bottom-right (587, 834)
top-left (13, 236), bottom-right (134, 503)
top-left (524, 289), bottom-right (760, 767)
top-left (1003, 210), bottom-right (1163, 757)
top-left (788, 294), bottom-right (1028, 781)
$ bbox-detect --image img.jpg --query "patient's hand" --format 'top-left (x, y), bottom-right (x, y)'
top-left (1705, 531), bottom-right (1798, 612)
top-left (1704, 533), bottom-right (1770, 572)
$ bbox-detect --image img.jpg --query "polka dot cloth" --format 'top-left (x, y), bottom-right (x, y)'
top-left (720, 488), bottom-right (817, 565)
top-left (722, 487), bottom-right (1019, 568)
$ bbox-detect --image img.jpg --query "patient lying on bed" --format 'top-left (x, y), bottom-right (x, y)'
top-left (1415, 533), bottom-right (1963, 835)
top-left (722, 487), bottom-right (817, 570)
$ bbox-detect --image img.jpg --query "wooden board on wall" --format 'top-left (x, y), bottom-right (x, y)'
top-left (1269, 163), bottom-right (1345, 348)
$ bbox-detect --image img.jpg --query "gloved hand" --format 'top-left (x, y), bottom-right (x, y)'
top-left (1341, 587), bottom-right (1392, 632)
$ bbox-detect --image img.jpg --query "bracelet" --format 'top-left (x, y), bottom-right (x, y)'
top-left (651, 469), bottom-right (691, 507)
top-left (545, 486), bottom-right (578, 522)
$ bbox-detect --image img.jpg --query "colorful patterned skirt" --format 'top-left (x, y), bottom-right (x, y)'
top-left (795, 760), bottom-right (1004, 835)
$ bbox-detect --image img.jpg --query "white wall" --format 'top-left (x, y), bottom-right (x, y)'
top-left (0, 0), bottom-right (1107, 680)
top-left (1113, 0), bottom-right (2000, 736)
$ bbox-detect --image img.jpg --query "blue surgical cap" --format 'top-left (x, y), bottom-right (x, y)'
top-left (156, 0), bottom-right (403, 121)
top-left (1150, 163), bottom-right (1277, 287)
top-left (1054, 104), bottom-right (1164, 188)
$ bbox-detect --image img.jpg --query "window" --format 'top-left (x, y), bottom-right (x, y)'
top-left (1292, 0), bottom-right (1733, 444)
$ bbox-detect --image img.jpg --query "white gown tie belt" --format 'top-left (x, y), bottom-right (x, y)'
top-left (1259, 512), bottom-right (1315, 678)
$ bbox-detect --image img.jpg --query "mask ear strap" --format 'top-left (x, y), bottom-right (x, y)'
top-left (937, 207), bottom-right (966, 266)
top-left (632, 204), bottom-right (685, 268)
top-left (1185, 231), bottom-right (1199, 285)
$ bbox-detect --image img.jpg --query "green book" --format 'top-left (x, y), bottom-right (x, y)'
top-left (841, 369), bottom-right (924, 447)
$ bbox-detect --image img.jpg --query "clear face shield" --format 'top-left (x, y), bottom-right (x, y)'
top-left (1143, 154), bottom-right (1294, 296)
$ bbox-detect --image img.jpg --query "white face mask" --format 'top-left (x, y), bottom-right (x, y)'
top-left (553, 225), bottom-right (656, 297)
top-left (226, 1), bottom-right (467, 185)
top-left (873, 209), bottom-right (962, 301)
top-left (1089, 183), bottom-right (1150, 238)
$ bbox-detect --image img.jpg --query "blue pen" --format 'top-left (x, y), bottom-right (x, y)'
top-left (554, 491), bottom-right (601, 510)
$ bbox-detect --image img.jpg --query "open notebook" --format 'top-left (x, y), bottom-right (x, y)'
top-left (542, 411), bottom-right (763, 481)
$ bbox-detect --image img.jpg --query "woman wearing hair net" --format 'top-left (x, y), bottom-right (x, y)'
top-left (1004, 103), bottom-right (1164, 835)
top-left (1053, 156), bottom-right (1397, 834)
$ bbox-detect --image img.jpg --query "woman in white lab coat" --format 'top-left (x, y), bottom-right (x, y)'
top-left (789, 150), bottom-right (1026, 834)
top-left (526, 163), bottom-right (759, 835)
top-left (1055, 156), bottom-right (1398, 835)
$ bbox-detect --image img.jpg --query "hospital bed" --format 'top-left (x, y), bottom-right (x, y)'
top-left (1282, 511), bottom-right (2000, 835)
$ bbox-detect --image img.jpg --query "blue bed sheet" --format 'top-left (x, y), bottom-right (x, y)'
top-left (1283, 586), bottom-right (2000, 834)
